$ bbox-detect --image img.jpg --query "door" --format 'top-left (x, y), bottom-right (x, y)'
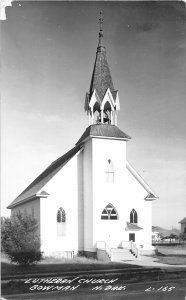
top-left (129, 233), bottom-right (135, 242)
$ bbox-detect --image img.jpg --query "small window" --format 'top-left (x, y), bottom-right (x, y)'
top-left (130, 209), bottom-right (138, 224)
top-left (57, 207), bottom-right (66, 236)
top-left (101, 204), bottom-right (118, 220)
top-left (105, 159), bottom-right (114, 183)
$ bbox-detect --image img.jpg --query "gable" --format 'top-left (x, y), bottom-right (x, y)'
top-left (7, 145), bottom-right (82, 209)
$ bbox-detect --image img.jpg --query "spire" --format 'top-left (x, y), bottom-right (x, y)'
top-left (98, 11), bottom-right (104, 48)
top-left (84, 12), bottom-right (120, 126)
top-left (89, 11), bottom-right (115, 100)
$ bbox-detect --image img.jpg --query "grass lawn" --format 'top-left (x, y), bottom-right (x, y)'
top-left (157, 256), bottom-right (186, 265)
top-left (1, 253), bottom-right (141, 278)
top-left (153, 245), bottom-right (186, 265)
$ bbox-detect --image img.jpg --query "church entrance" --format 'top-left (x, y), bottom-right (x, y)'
top-left (129, 233), bottom-right (135, 242)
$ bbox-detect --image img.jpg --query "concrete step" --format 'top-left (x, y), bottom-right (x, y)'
top-left (111, 249), bottom-right (131, 253)
top-left (112, 254), bottom-right (135, 259)
top-left (111, 248), bottom-right (137, 262)
top-left (112, 253), bottom-right (135, 257)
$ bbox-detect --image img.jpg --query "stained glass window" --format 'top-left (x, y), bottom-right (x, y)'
top-left (101, 204), bottom-right (118, 220)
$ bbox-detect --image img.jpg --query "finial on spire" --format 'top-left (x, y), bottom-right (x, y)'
top-left (99, 11), bottom-right (103, 31)
top-left (98, 11), bottom-right (104, 47)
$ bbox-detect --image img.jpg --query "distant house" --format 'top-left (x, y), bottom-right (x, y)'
top-left (179, 217), bottom-right (186, 239)
top-left (152, 231), bottom-right (162, 243)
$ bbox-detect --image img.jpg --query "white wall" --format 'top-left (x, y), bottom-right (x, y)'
top-left (85, 137), bottom-right (153, 251)
top-left (39, 154), bottom-right (79, 255)
top-left (83, 139), bottom-right (93, 251)
top-left (77, 151), bottom-right (84, 251)
top-left (92, 138), bottom-right (127, 249)
top-left (125, 169), bottom-right (153, 250)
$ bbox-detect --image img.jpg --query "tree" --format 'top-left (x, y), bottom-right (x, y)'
top-left (1, 212), bottom-right (42, 265)
top-left (179, 233), bottom-right (185, 242)
top-left (169, 233), bottom-right (177, 239)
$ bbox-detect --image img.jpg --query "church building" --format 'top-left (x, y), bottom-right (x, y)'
top-left (7, 14), bottom-right (158, 261)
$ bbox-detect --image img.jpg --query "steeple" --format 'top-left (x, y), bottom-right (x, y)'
top-left (84, 12), bottom-right (120, 126)
top-left (98, 10), bottom-right (104, 48)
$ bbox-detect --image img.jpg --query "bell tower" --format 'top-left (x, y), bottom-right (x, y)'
top-left (84, 12), bottom-right (120, 126)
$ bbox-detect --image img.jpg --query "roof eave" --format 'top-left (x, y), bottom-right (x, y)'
top-left (125, 222), bottom-right (143, 231)
top-left (144, 195), bottom-right (159, 201)
top-left (76, 134), bottom-right (131, 146)
top-left (127, 161), bottom-right (158, 199)
top-left (91, 135), bottom-right (131, 141)
top-left (7, 193), bottom-right (49, 209)
top-left (179, 218), bottom-right (186, 224)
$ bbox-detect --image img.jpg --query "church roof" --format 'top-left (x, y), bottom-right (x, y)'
top-left (179, 217), bottom-right (186, 224)
top-left (7, 145), bottom-right (82, 209)
top-left (126, 162), bottom-right (158, 200)
top-left (76, 124), bottom-right (131, 145)
top-left (89, 45), bottom-right (115, 100)
top-left (125, 222), bottom-right (143, 231)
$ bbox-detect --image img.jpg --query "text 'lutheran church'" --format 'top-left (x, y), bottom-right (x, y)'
top-left (8, 13), bottom-right (158, 261)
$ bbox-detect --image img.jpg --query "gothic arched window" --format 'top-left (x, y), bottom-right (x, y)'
top-left (103, 101), bottom-right (112, 124)
top-left (105, 159), bottom-right (114, 183)
top-left (101, 204), bottom-right (118, 220)
top-left (93, 102), bottom-right (101, 124)
top-left (57, 207), bottom-right (66, 236)
top-left (130, 209), bottom-right (138, 224)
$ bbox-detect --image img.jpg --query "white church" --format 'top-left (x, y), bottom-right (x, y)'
top-left (8, 14), bottom-right (158, 261)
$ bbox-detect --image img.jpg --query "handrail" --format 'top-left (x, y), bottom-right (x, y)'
top-left (96, 241), bottom-right (111, 258)
top-left (130, 241), bottom-right (138, 257)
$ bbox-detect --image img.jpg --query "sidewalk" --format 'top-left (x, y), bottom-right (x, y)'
top-left (122, 256), bottom-right (186, 268)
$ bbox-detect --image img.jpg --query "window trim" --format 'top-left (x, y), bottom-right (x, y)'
top-left (101, 203), bottom-right (118, 220)
top-left (57, 207), bottom-right (66, 237)
top-left (105, 159), bottom-right (114, 183)
top-left (130, 209), bottom-right (138, 224)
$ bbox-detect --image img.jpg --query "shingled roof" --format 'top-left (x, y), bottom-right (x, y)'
top-left (89, 45), bottom-right (115, 101)
top-left (76, 124), bottom-right (131, 145)
top-left (125, 222), bottom-right (143, 231)
top-left (7, 145), bottom-right (82, 209)
top-left (179, 217), bottom-right (186, 224)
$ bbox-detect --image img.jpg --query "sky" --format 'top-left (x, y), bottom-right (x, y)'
top-left (1, 1), bottom-right (186, 229)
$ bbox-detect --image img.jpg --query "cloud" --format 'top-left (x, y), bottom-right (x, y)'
top-left (135, 22), bottom-right (159, 33)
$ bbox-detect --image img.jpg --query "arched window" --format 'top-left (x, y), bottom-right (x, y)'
top-left (103, 101), bottom-right (112, 124)
top-left (101, 204), bottom-right (118, 220)
top-left (57, 207), bottom-right (66, 236)
top-left (93, 102), bottom-right (101, 124)
top-left (105, 159), bottom-right (114, 183)
top-left (130, 209), bottom-right (138, 224)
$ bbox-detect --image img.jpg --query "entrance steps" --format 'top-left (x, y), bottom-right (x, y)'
top-left (111, 248), bottom-right (137, 262)
top-left (96, 241), bottom-right (139, 262)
